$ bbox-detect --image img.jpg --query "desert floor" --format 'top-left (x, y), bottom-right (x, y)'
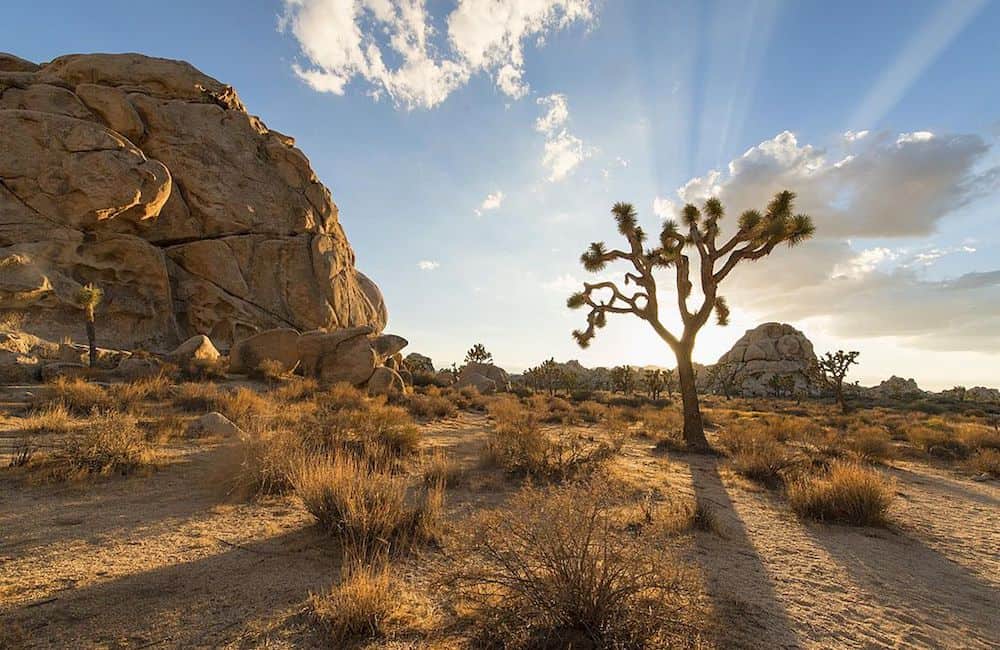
top-left (1, 392), bottom-right (998, 649)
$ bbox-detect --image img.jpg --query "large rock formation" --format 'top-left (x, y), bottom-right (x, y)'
top-left (711, 322), bottom-right (818, 397)
top-left (0, 52), bottom-right (386, 350)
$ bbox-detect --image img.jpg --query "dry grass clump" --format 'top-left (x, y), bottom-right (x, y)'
top-left (788, 462), bottom-right (894, 526)
top-left (420, 448), bottom-right (465, 487)
top-left (404, 388), bottom-right (458, 420)
top-left (451, 483), bottom-right (703, 649)
top-left (906, 425), bottom-right (968, 459)
top-left (253, 358), bottom-right (294, 383)
top-left (32, 411), bottom-right (154, 481)
top-left (216, 387), bottom-right (271, 425)
top-left (966, 448), bottom-right (1000, 477)
top-left (718, 426), bottom-right (793, 487)
top-left (106, 375), bottom-right (173, 412)
top-left (18, 403), bottom-right (76, 435)
top-left (173, 381), bottom-right (225, 412)
top-left (267, 377), bottom-right (320, 403)
top-left (843, 425), bottom-right (894, 462)
top-left (325, 381), bottom-right (368, 412)
top-left (640, 406), bottom-right (684, 450)
top-left (309, 562), bottom-right (436, 646)
top-left (226, 426), bottom-right (304, 498)
top-left (574, 399), bottom-right (608, 424)
top-left (313, 401), bottom-right (422, 457)
top-left (955, 422), bottom-right (1000, 453)
top-left (292, 454), bottom-right (443, 560)
top-left (140, 414), bottom-right (189, 443)
top-left (484, 397), bottom-right (621, 482)
top-left (47, 377), bottom-right (111, 414)
top-left (442, 385), bottom-right (489, 412)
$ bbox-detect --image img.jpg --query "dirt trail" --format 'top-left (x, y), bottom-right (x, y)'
top-left (1, 416), bottom-right (997, 648)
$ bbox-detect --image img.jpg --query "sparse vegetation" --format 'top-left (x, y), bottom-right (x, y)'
top-left (35, 411), bottom-right (154, 481)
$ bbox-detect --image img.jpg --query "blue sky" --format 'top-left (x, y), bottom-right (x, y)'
top-left (7, 0), bottom-right (1000, 388)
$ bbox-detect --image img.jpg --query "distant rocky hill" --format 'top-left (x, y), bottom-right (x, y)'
top-left (0, 52), bottom-right (385, 351)
top-left (710, 322), bottom-right (818, 397)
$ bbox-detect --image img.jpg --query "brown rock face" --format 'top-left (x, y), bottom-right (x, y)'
top-left (713, 322), bottom-right (818, 397)
top-left (0, 52), bottom-right (387, 350)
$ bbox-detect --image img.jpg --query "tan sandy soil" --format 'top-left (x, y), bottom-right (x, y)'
top-left (1, 411), bottom-right (998, 648)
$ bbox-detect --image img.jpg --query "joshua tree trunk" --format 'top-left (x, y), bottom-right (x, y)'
top-left (675, 344), bottom-right (708, 450)
top-left (85, 315), bottom-right (97, 367)
top-left (834, 380), bottom-right (847, 413)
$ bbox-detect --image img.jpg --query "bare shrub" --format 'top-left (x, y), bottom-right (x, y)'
top-left (292, 454), bottom-right (442, 560)
top-left (451, 483), bottom-right (702, 649)
top-left (313, 401), bottom-right (421, 457)
top-left (788, 462), bottom-right (894, 526)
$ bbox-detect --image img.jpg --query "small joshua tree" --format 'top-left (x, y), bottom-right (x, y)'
top-left (816, 350), bottom-right (860, 413)
top-left (643, 368), bottom-right (667, 400)
top-left (708, 362), bottom-right (740, 399)
top-left (524, 357), bottom-right (564, 396)
top-left (75, 282), bottom-right (103, 367)
top-left (610, 365), bottom-right (637, 395)
top-left (569, 192), bottom-right (814, 450)
top-left (464, 343), bottom-right (493, 365)
top-left (663, 368), bottom-right (677, 397)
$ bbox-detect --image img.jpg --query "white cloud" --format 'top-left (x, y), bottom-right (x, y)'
top-left (541, 273), bottom-right (581, 292)
top-left (843, 129), bottom-right (870, 142)
top-left (280, 0), bottom-right (596, 109)
top-left (535, 93), bottom-right (592, 181)
top-left (417, 260), bottom-right (440, 270)
top-left (665, 129), bottom-right (1000, 352)
top-left (474, 190), bottom-right (504, 216)
top-left (652, 196), bottom-right (675, 220)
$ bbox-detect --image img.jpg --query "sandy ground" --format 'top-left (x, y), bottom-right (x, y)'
top-left (1, 411), bottom-right (998, 649)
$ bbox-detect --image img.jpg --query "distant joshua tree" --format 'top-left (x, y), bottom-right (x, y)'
top-left (75, 283), bottom-right (103, 367)
top-left (524, 357), bottom-right (564, 396)
top-left (663, 368), bottom-right (677, 397)
top-left (610, 365), bottom-right (637, 395)
top-left (816, 350), bottom-right (860, 413)
top-left (708, 362), bottom-right (741, 399)
top-left (643, 368), bottom-right (667, 400)
top-left (568, 192), bottom-right (814, 450)
top-left (464, 343), bottom-right (493, 365)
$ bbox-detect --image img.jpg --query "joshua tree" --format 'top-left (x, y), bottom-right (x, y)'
top-left (568, 192), bottom-right (814, 450)
top-left (610, 365), bottom-right (637, 394)
top-left (464, 343), bottom-right (493, 365)
top-left (643, 368), bottom-right (667, 400)
top-left (663, 368), bottom-right (677, 397)
top-left (708, 362), bottom-right (741, 399)
top-left (75, 283), bottom-right (103, 367)
top-left (524, 357), bottom-right (564, 396)
top-left (816, 350), bottom-right (860, 413)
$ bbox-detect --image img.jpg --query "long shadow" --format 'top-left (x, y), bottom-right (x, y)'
top-left (0, 526), bottom-right (338, 648)
top-left (798, 515), bottom-right (1000, 647)
top-left (681, 453), bottom-right (801, 649)
top-left (0, 444), bottom-right (233, 558)
top-left (885, 464), bottom-right (1000, 508)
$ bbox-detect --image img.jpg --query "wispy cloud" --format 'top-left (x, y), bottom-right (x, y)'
top-left (417, 260), bottom-right (440, 271)
top-left (474, 190), bottom-right (504, 216)
top-left (535, 93), bottom-right (593, 182)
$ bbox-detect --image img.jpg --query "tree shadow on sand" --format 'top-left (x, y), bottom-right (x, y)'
top-left (1, 526), bottom-right (338, 648)
top-left (681, 453), bottom-right (801, 649)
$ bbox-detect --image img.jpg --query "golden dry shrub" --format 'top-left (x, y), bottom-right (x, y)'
top-left (309, 561), bottom-right (437, 646)
top-left (47, 377), bottom-right (111, 414)
top-left (291, 454), bottom-right (443, 560)
top-left (37, 411), bottom-right (153, 480)
top-left (420, 448), bottom-right (465, 487)
top-left (451, 483), bottom-right (704, 649)
top-left (267, 377), bottom-right (320, 403)
top-left (325, 381), bottom-right (367, 412)
top-left (18, 403), bottom-right (76, 435)
top-left (843, 425), bottom-right (894, 462)
top-left (575, 399), bottom-right (608, 424)
top-left (718, 425), bottom-right (794, 487)
top-left (906, 425), bottom-right (968, 459)
top-left (106, 375), bottom-right (173, 412)
top-left (216, 387), bottom-right (272, 426)
top-left (404, 391), bottom-right (458, 420)
top-left (173, 381), bottom-right (225, 412)
top-left (226, 425), bottom-right (304, 498)
top-left (788, 462), bottom-right (894, 526)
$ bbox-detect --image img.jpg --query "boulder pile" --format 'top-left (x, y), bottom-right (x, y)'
top-left (710, 322), bottom-right (818, 397)
top-left (0, 52), bottom-right (385, 351)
